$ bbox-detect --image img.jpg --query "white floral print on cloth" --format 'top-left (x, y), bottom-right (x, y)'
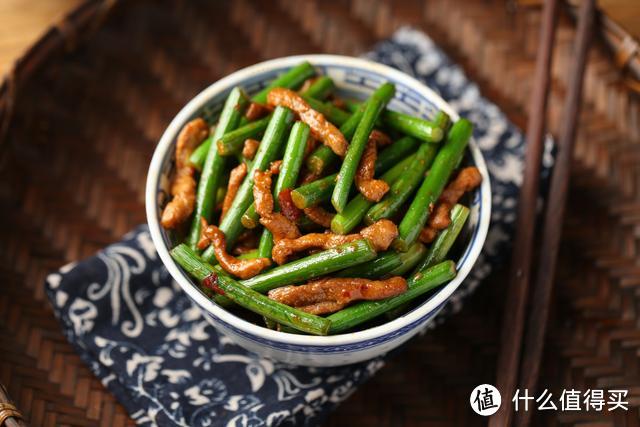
top-left (45, 27), bottom-right (553, 427)
top-left (47, 226), bottom-right (382, 426)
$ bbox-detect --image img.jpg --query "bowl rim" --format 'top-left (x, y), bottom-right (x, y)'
top-left (146, 54), bottom-right (492, 348)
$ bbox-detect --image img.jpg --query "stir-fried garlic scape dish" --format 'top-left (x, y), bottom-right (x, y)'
top-left (164, 62), bottom-right (482, 336)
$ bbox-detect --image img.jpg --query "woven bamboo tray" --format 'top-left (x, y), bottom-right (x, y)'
top-left (1, 1), bottom-right (639, 426)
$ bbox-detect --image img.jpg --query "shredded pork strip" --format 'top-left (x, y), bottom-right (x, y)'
top-left (419, 167), bottom-right (482, 243)
top-left (253, 169), bottom-right (275, 215)
top-left (272, 219), bottom-right (398, 265)
top-left (369, 129), bottom-right (392, 147)
top-left (303, 206), bottom-right (334, 228)
top-left (220, 163), bottom-right (248, 221)
top-left (268, 276), bottom-right (408, 314)
top-left (272, 234), bottom-right (359, 265)
top-left (242, 138), bottom-right (260, 160)
top-left (269, 160), bottom-right (282, 175)
top-left (261, 214), bottom-right (301, 241)
top-left (197, 219), bottom-right (271, 279)
top-left (267, 88), bottom-right (348, 156)
top-left (359, 219), bottom-right (398, 250)
top-left (161, 118), bottom-right (209, 229)
top-left (253, 169), bottom-right (301, 241)
top-left (419, 227), bottom-right (438, 244)
top-left (355, 135), bottom-right (389, 202)
top-left (245, 102), bottom-right (270, 121)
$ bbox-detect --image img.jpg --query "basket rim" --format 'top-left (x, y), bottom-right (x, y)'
top-left (0, 0), bottom-right (120, 143)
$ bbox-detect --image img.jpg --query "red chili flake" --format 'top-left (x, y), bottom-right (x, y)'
top-left (202, 273), bottom-right (225, 296)
top-left (278, 188), bottom-right (302, 222)
top-left (303, 135), bottom-right (319, 158)
top-left (332, 97), bottom-right (347, 110)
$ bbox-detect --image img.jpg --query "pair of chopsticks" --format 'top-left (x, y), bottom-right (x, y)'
top-left (489, 1), bottom-right (596, 426)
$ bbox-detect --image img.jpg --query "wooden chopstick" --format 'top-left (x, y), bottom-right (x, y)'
top-left (489, 1), bottom-right (559, 426)
top-left (515, 1), bottom-right (596, 426)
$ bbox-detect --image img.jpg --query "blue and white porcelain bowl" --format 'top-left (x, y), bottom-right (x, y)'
top-left (146, 55), bottom-right (491, 367)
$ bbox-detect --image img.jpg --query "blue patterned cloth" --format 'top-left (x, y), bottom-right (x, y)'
top-left (45, 28), bottom-right (551, 426)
